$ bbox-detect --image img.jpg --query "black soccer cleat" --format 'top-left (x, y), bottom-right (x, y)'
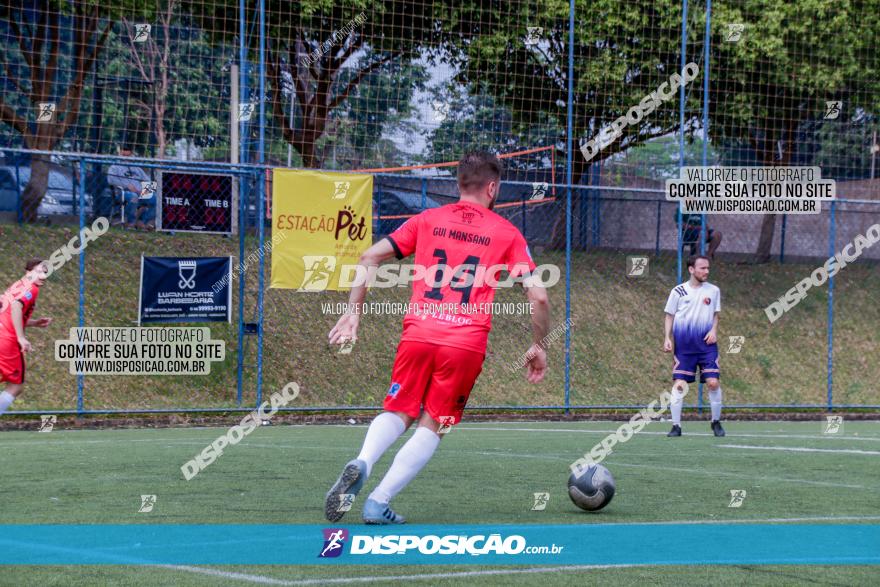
top-left (324, 459), bottom-right (366, 523)
top-left (711, 420), bottom-right (726, 437)
top-left (667, 424), bottom-right (682, 437)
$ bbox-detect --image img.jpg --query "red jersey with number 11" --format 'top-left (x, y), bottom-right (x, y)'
top-left (385, 202), bottom-right (536, 354)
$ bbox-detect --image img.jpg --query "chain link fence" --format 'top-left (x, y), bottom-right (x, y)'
top-left (1, 0), bottom-right (879, 412)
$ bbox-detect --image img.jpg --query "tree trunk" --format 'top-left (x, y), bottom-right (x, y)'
top-left (2, 4), bottom-right (111, 222)
top-left (548, 152), bottom-right (589, 249)
top-left (155, 99), bottom-right (167, 158)
top-left (754, 214), bottom-right (777, 263)
top-left (753, 149), bottom-right (779, 263)
top-left (752, 114), bottom-right (800, 263)
top-left (753, 148), bottom-right (791, 263)
top-left (21, 155), bottom-right (50, 222)
top-left (294, 132), bottom-right (318, 167)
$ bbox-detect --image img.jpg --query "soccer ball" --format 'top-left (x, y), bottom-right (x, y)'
top-left (567, 464), bottom-right (615, 511)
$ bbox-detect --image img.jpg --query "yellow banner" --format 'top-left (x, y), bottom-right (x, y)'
top-left (271, 170), bottom-right (373, 291)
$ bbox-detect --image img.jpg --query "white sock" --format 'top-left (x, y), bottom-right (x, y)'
top-left (369, 426), bottom-right (440, 504)
top-left (0, 391), bottom-right (15, 416)
top-left (709, 387), bottom-right (722, 421)
top-left (356, 412), bottom-right (406, 478)
top-left (670, 387), bottom-right (685, 426)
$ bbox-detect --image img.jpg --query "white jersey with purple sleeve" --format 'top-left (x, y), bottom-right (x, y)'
top-left (664, 281), bottom-right (720, 353)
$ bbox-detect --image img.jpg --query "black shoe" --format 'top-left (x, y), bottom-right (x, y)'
top-left (667, 424), bottom-right (682, 437)
top-left (711, 420), bottom-right (726, 437)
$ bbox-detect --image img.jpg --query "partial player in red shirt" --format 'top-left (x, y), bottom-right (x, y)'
top-left (0, 259), bottom-right (52, 416)
top-left (325, 152), bottom-right (551, 524)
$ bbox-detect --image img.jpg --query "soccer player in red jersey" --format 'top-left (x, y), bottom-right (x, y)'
top-left (0, 259), bottom-right (52, 417)
top-left (325, 152), bottom-right (551, 524)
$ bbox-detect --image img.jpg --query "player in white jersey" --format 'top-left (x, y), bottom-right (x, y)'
top-left (663, 255), bottom-right (725, 437)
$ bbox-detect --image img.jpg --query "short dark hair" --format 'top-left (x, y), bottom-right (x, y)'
top-left (457, 151), bottom-right (502, 192)
top-left (687, 255), bottom-right (710, 269)
top-left (25, 258), bottom-right (45, 272)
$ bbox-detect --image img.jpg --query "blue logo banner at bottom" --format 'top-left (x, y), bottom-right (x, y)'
top-left (0, 524), bottom-right (877, 565)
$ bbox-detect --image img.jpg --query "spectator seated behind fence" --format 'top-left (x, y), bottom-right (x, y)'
top-left (674, 209), bottom-right (722, 259)
top-left (106, 147), bottom-right (155, 230)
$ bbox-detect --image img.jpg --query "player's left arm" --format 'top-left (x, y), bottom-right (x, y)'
top-left (31, 317), bottom-right (52, 327)
top-left (523, 282), bottom-right (550, 383)
top-left (10, 301), bottom-right (32, 352)
top-left (328, 238), bottom-right (397, 346)
top-left (506, 230), bottom-right (547, 382)
top-left (704, 312), bottom-right (719, 345)
top-left (704, 289), bottom-right (721, 345)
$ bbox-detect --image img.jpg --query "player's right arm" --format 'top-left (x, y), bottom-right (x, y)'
top-left (332, 215), bottom-right (419, 344)
top-left (10, 301), bottom-right (31, 353)
top-left (328, 238), bottom-right (398, 346)
top-left (663, 288), bottom-right (678, 353)
top-left (663, 313), bottom-right (674, 353)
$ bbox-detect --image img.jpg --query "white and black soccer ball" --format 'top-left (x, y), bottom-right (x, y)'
top-left (567, 464), bottom-right (616, 511)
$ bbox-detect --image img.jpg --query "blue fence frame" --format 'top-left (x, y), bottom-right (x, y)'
top-left (2, 0), bottom-right (876, 415)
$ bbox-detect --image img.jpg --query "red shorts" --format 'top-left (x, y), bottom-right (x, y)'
top-left (0, 336), bottom-right (25, 384)
top-left (383, 340), bottom-right (485, 426)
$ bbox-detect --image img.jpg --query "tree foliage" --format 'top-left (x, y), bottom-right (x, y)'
top-left (707, 0), bottom-right (880, 260)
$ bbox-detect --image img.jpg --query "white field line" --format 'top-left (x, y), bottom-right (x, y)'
top-left (1, 425), bottom-right (879, 447)
top-left (455, 426), bottom-right (880, 442)
top-left (609, 461), bottom-right (870, 489)
top-left (471, 450), bottom-right (870, 489)
top-left (160, 564), bottom-right (653, 586)
top-left (717, 444), bottom-right (880, 456)
top-left (159, 565), bottom-right (297, 585)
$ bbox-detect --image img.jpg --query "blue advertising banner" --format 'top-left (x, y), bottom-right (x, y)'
top-left (139, 257), bottom-right (232, 324)
top-left (0, 524), bottom-right (877, 565)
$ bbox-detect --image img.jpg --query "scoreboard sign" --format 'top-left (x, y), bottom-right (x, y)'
top-left (157, 171), bottom-right (237, 234)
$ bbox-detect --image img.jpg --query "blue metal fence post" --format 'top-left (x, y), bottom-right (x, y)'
top-left (655, 201), bottom-right (662, 256)
top-left (564, 0), bottom-right (575, 414)
top-left (235, 0), bottom-right (247, 407)
top-left (677, 0), bottom-right (689, 282)
top-left (696, 0), bottom-right (712, 416)
top-left (676, 209), bottom-right (683, 280)
top-left (239, 0), bottom-right (249, 163)
top-left (77, 159), bottom-right (86, 414)
top-left (256, 0), bottom-right (267, 406)
top-left (827, 202), bottom-right (835, 411)
top-left (699, 0), bottom-right (711, 259)
top-left (235, 174), bottom-right (247, 407)
top-left (256, 172), bottom-right (266, 407)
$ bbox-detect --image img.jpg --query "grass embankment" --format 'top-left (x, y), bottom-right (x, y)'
top-left (1, 223), bottom-right (877, 411)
